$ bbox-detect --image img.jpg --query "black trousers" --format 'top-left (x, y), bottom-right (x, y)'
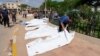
top-left (0, 18), bottom-right (2, 24)
top-left (3, 17), bottom-right (9, 27)
top-left (23, 14), bottom-right (27, 18)
top-left (12, 15), bottom-right (16, 23)
top-left (58, 21), bottom-right (69, 32)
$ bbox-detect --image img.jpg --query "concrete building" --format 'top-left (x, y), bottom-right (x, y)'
top-left (1, 2), bottom-right (21, 9)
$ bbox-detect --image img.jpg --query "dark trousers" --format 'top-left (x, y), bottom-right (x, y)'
top-left (25, 14), bottom-right (27, 18)
top-left (12, 15), bottom-right (16, 23)
top-left (58, 21), bottom-right (69, 32)
top-left (23, 14), bottom-right (27, 18)
top-left (3, 17), bottom-right (9, 27)
top-left (0, 18), bottom-right (2, 24)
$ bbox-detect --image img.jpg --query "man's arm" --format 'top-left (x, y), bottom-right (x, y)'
top-left (65, 16), bottom-right (72, 29)
top-left (1, 13), bottom-right (3, 19)
top-left (60, 21), bottom-right (68, 40)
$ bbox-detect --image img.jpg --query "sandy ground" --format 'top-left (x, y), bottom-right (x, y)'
top-left (0, 15), bottom-right (100, 56)
top-left (0, 14), bottom-right (33, 56)
top-left (0, 25), bottom-right (12, 56)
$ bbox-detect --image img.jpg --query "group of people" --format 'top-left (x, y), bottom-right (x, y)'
top-left (0, 6), bottom-right (72, 32)
top-left (24, 9), bottom-right (72, 32)
top-left (0, 7), bottom-right (17, 28)
top-left (31, 10), bottom-right (72, 32)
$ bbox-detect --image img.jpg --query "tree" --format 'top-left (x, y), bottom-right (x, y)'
top-left (40, 0), bottom-right (80, 15)
top-left (19, 4), bottom-right (28, 10)
top-left (77, 0), bottom-right (100, 12)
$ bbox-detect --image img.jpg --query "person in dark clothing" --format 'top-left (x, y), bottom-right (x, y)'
top-left (1, 8), bottom-right (10, 27)
top-left (12, 10), bottom-right (16, 24)
top-left (58, 14), bottom-right (71, 32)
top-left (0, 11), bottom-right (2, 24)
top-left (0, 8), bottom-right (3, 24)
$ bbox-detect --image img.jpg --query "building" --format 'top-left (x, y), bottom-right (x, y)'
top-left (1, 2), bottom-right (21, 9)
top-left (0, 3), bottom-right (2, 8)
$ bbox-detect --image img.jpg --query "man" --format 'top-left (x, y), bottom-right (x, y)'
top-left (53, 11), bottom-right (58, 19)
top-left (11, 9), bottom-right (17, 24)
top-left (0, 9), bottom-right (2, 24)
top-left (1, 7), bottom-right (10, 27)
top-left (23, 10), bottom-right (27, 18)
top-left (58, 14), bottom-right (71, 32)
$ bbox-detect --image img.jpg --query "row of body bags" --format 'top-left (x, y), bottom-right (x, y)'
top-left (24, 18), bottom-right (75, 56)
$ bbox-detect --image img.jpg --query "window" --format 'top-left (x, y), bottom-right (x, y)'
top-left (8, 3), bottom-right (10, 5)
top-left (12, 4), bottom-right (14, 5)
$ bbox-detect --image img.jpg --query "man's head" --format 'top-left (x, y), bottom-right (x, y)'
top-left (3, 6), bottom-right (7, 10)
top-left (3, 8), bottom-right (5, 10)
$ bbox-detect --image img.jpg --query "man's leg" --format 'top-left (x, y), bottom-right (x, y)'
top-left (67, 25), bottom-right (70, 32)
top-left (14, 16), bottom-right (16, 23)
top-left (13, 18), bottom-right (16, 24)
top-left (12, 17), bottom-right (14, 23)
top-left (7, 18), bottom-right (10, 27)
top-left (6, 18), bottom-right (9, 27)
top-left (23, 14), bottom-right (24, 18)
top-left (58, 23), bottom-right (63, 32)
top-left (25, 14), bottom-right (27, 18)
top-left (0, 18), bottom-right (1, 24)
top-left (1, 18), bottom-right (4, 25)
top-left (4, 18), bottom-right (6, 27)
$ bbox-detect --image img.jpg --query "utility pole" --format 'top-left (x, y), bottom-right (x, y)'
top-left (44, 0), bottom-right (47, 18)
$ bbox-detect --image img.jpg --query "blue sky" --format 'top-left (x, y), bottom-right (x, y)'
top-left (0, 0), bottom-right (64, 8)
top-left (24, 0), bottom-right (44, 8)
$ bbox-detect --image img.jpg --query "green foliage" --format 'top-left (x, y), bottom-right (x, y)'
top-left (40, 0), bottom-right (100, 38)
top-left (79, 4), bottom-right (93, 19)
top-left (40, 0), bottom-right (80, 15)
top-left (19, 4), bottom-right (28, 10)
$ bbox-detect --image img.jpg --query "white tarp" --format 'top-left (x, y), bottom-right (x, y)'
top-left (25, 18), bottom-right (48, 30)
top-left (26, 30), bottom-right (75, 56)
top-left (25, 18), bottom-right (48, 24)
top-left (25, 19), bottom-right (47, 27)
top-left (25, 18), bottom-right (75, 56)
top-left (25, 25), bottom-right (58, 39)
top-left (25, 26), bottom-right (39, 31)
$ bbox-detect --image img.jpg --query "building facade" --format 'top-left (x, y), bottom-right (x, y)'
top-left (2, 2), bottom-right (21, 9)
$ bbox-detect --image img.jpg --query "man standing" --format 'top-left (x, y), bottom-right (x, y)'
top-left (11, 9), bottom-right (17, 24)
top-left (58, 14), bottom-right (71, 32)
top-left (0, 9), bottom-right (2, 24)
top-left (1, 7), bottom-right (10, 27)
top-left (23, 10), bottom-right (27, 18)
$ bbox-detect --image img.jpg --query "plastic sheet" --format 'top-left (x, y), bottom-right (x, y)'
top-left (25, 18), bottom-right (75, 56)
top-left (26, 30), bottom-right (75, 56)
top-left (25, 25), bottom-right (58, 39)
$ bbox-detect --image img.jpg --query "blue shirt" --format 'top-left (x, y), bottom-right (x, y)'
top-left (1, 9), bottom-right (9, 18)
top-left (59, 15), bottom-right (69, 23)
